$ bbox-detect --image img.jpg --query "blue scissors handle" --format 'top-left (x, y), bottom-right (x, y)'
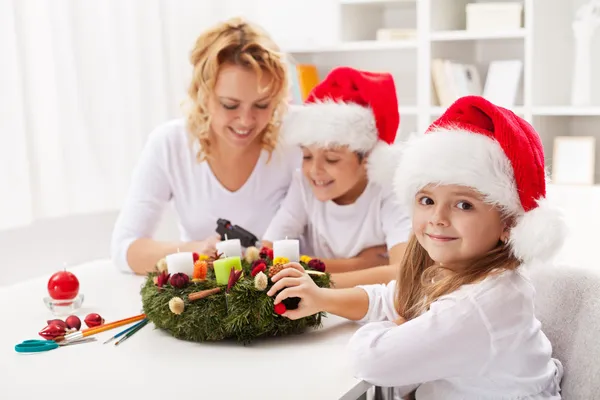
top-left (15, 339), bottom-right (59, 353)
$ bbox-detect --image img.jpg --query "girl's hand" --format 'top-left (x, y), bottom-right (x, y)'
top-left (267, 263), bottom-right (326, 320)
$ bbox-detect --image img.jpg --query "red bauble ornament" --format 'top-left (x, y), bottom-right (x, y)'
top-left (47, 270), bottom-right (80, 300)
top-left (39, 324), bottom-right (66, 340)
top-left (274, 303), bottom-right (287, 315)
top-left (47, 319), bottom-right (67, 330)
top-left (84, 313), bottom-right (104, 328)
top-left (66, 315), bottom-right (81, 331)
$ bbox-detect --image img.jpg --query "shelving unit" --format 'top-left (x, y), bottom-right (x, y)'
top-left (277, 0), bottom-right (600, 184)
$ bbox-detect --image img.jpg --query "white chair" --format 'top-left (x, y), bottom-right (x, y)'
top-left (528, 264), bottom-right (600, 399)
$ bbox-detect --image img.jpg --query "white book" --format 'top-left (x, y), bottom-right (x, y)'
top-left (483, 60), bottom-right (523, 107)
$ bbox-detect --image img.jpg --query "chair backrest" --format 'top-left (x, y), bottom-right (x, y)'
top-left (527, 264), bottom-right (600, 399)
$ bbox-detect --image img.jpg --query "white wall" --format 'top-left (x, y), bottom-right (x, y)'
top-left (1, 207), bottom-right (179, 287)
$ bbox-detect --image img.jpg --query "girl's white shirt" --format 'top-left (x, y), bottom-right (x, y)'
top-left (350, 268), bottom-right (563, 399)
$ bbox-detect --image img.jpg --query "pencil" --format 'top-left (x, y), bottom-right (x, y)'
top-left (114, 319), bottom-right (149, 346)
top-left (103, 319), bottom-right (147, 344)
top-left (58, 313), bottom-right (146, 343)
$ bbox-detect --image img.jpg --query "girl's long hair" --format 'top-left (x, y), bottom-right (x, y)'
top-left (395, 234), bottom-right (520, 320)
top-left (184, 17), bottom-right (289, 162)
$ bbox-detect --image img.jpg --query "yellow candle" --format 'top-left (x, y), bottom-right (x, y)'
top-left (213, 256), bottom-right (242, 285)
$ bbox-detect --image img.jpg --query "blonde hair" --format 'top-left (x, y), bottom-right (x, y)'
top-left (185, 17), bottom-right (289, 161)
top-left (395, 234), bottom-right (520, 320)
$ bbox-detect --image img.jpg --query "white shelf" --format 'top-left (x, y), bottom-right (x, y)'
top-left (399, 106), bottom-right (418, 115)
top-left (340, 0), bottom-right (415, 4)
top-left (532, 107), bottom-right (600, 116)
top-left (277, 0), bottom-right (600, 183)
top-left (430, 29), bottom-right (527, 42)
top-left (286, 40), bottom-right (417, 53)
top-left (430, 106), bottom-right (526, 116)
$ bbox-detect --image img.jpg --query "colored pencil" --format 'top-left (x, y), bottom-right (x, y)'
top-left (102, 319), bottom-right (147, 344)
top-left (114, 319), bottom-right (149, 346)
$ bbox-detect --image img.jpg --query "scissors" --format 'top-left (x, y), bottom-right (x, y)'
top-left (15, 337), bottom-right (96, 353)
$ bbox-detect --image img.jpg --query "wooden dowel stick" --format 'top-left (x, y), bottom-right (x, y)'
top-left (188, 287), bottom-right (221, 301)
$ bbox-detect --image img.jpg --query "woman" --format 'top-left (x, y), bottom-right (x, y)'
top-left (111, 17), bottom-right (403, 285)
top-left (111, 17), bottom-right (299, 275)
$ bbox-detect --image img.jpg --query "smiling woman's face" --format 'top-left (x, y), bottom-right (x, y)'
top-left (207, 63), bottom-right (276, 150)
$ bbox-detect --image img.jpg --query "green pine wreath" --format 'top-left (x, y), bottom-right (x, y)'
top-left (140, 247), bottom-right (331, 344)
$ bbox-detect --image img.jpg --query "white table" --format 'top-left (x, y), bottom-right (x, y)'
top-left (1, 260), bottom-right (372, 400)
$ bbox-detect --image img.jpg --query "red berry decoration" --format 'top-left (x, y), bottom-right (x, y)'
top-left (250, 260), bottom-right (267, 277)
top-left (259, 246), bottom-right (273, 260)
top-left (307, 259), bottom-right (326, 273)
top-left (274, 302), bottom-right (287, 315)
top-left (84, 313), bottom-right (104, 328)
top-left (193, 252), bottom-right (199, 262)
top-left (65, 315), bottom-right (81, 331)
top-left (169, 273), bottom-right (190, 289)
top-left (47, 270), bottom-right (80, 300)
top-left (39, 324), bottom-right (66, 340)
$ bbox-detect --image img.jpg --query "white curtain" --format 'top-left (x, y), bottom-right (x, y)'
top-left (0, 0), bottom-right (226, 230)
top-left (0, 0), bottom-right (329, 231)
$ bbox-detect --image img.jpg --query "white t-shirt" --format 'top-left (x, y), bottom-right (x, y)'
top-left (110, 119), bottom-right (301, 273)
top-left (349, 268), bottom-right (564, 399)
top-left (262, 171), bottom-right (411, 259)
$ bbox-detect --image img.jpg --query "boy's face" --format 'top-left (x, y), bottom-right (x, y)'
top-left (301, 145), bottom-right (367, 204)
top-left (412, 184), bottom-right (508, 270)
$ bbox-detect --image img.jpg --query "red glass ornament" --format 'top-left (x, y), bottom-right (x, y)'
top-left (84, 313), bottom-right (104, 328)
top-left (39, 324), bottom-right (66, 340)
top-left (65, 315), bottom-right (81, 331)
top-left (47, 319), bottom-right (67, 330)
top-left (47, 270), bottom-right (80, 300)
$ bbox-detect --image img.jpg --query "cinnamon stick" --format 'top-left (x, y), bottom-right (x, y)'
top-left (188, 287), bottom-right (221, 301)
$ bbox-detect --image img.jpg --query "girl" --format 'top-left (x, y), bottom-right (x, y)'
top-left (262, 67), bottom-right (411, 285)
top-left (111, 17), bottom-right (300, 275)
top-left (268, 96), bottom-right (566, 399)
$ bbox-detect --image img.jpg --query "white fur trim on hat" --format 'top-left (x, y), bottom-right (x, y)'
top-left (281, 100), bottom-right (378, 152)
top-left (366, 141), bottom-right (403, 186)
top-left (509, 197), bottom-right (568, 264)
top-left (393, 127), bottom-right (567, 263)
top-left (393, 128), bottom-right (522, 215)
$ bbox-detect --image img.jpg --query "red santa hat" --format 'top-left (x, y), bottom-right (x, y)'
top-left (393, 96), bottom-right (567, 264)
top-left (281, 66), bottom-right (401, 182)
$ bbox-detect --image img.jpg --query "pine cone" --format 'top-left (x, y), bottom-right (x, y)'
top-left (268, 263), bottom-right (285, 278)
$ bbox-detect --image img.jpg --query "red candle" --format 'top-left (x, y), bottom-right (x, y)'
top-left (47, 270), bottom-right (80, 300)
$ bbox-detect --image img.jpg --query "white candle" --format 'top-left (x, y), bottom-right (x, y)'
top-left (273, 239), bottom-right (300, 262)
top-left (166, 252), bottom-right (195, 276)
top-left (216, 239), bottom-right (242, 259)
